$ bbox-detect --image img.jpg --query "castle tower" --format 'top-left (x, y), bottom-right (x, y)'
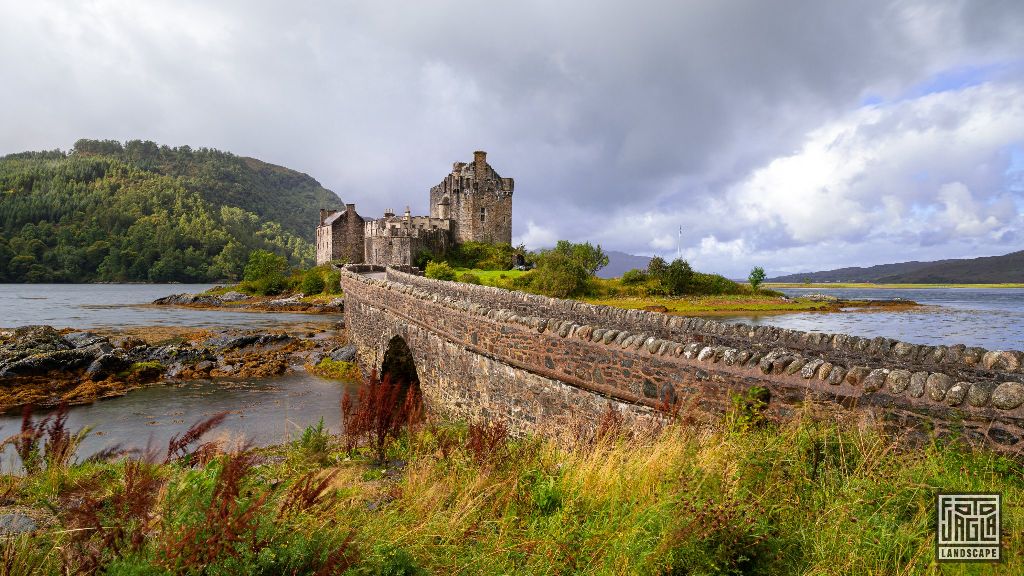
top-left (429, 150), bottom-right (513, 244)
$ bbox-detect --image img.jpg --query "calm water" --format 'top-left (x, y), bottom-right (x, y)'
top-left (721, 287), bottom-right (1024, 350)
top-left (0, 283), bottom-right (338, 330)
top-left (0, 373), bottom-right (358, 470)
top-left (0, 284), bottom-right (347, 468)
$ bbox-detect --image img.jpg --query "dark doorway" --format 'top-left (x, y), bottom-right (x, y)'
top-left (381, 335), bottom-right (421, 405)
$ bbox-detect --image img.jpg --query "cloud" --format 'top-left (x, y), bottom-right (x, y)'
top-left (0, 0), bottom-right (1022, 277)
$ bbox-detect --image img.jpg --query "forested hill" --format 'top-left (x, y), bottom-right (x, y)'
top-left (69, 139), bottom-right (343, 242)
top-left (0, 139), bottom-right (344, 283)
top-left (769, 250), bottom-right (1024, 284)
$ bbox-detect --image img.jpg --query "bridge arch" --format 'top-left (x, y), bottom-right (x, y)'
top-left (380, 334), bottom-right (421, 407)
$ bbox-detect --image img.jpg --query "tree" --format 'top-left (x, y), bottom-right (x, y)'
top-left (244, 249), bottom-right (289, 295)
top-left (749, 266), bottom-right (766, 292)
top-left (550, 240), bottom-right (608, 276)
top-left (663, 259), bottom-right (694, 295)
top-left (529, 250), bottom-right (591, 298)
top-left (646, 256), bottom-right (667, 279)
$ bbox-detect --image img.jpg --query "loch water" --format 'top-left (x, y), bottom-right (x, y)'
top-left (721, 287), bottom-right (1024, 350)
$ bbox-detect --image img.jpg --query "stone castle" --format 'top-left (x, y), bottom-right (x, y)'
top-left (316, 151), bottom-right (513, 267)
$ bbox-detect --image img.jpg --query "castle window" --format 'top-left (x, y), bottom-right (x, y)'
top-left (479, 207), bottom-right (486, 223)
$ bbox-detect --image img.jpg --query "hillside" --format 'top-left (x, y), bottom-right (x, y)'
top-left (0, 140), bottom-right (344, 283)
top-left (770, 250), bottom-right (1024, 284)
top-left (70, 139), bottom-right (343, 243)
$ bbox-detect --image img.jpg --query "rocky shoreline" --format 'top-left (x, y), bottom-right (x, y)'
top-left (0, 324), bottom-right (356, 413)
top-left (152, 290), bottom-right (344, 313)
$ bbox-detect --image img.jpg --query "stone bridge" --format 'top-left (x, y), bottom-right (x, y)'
top-left (340, 265), bottom-right (1024, 452)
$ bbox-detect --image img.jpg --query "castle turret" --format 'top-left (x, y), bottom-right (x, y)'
top-left (429, 151), bottom-right (513, 244)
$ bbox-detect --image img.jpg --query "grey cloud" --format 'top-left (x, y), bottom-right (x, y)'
top-left (1, 0), bottom-right (1022, 277)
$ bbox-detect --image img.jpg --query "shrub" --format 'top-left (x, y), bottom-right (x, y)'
top-left (529, 250), bottom-right (591, 297)
top-left (296, 418), bottom-right (331, 465)
top-left (620, 268), bottom-right (648, 285)
top-left (457, 272), bottom-right (482, 285)
top-left (323, 269), bottom-right (342, 294)
top-left (548, 240), bottom-right (608, 275)
top-left (243, 250), bottom-right (289, 295)
top-left (424, 261), bottom-right (456, 281)
top-left (299, 269), bottom-right (325, 295)
top-left (448, 241), bottom-right (516, 270)
top-left (341, 372), bottom-right (421, 462)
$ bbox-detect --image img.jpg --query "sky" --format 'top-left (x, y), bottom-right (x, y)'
top-left (1, 0), bottom-right (1023, 278)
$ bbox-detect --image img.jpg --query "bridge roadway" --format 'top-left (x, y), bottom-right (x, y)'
top-left (339, 265), bottom-right (1024, 451)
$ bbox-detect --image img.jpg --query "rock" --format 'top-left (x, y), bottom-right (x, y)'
top-left (0, 513), bottom-right (36, 535)
top-left (784, 358), bottom-right (807, 376)
top-left (204, 333), bottom-right (291, 351)
top-left (0, 348), bottom-right (95, 378)
top-left (862, 369), bottom-right (890, 393)
top-left (0, 325), bottom-right (69, 359)
top-left (925, 373), bottom-right (954, 402)
top-left (219, 291), bottom-right (250, 302)
top-left (885, 369), bottom-right (912, 394)
top-left (770, 356), bottom-right (795, 374)
top-left (967, 382), bottom-right (995, 407)
top-left (892, 342), bottom-right (916, 359)
top-left (991, 382), bottom-right (1024, 410)
top-left (908, 372), bottom-right (928, 398)
top-left (145, 345), bottom-right (212, 365)
top-left (85, 353), bottom-right (130, 379)
top-left (945, 382), bottom-right (969, 406)
top-left (697, 347), bottom-right (715, 362)
top-left (828, 366), bottom-right (847, 385)
top-left (800, 359), bottom-right (823, 379)
top-left (845, 366), bottom-right (872, 386)
top-left (962, 347), bottom-right (985, 366)
top-left (63, 332), bottom-right (106, 349)
top-left (816, 362), bottom-right (834, 380)
top-left (804, 294), bottom-right (839, 302)
top-left (982, 350), bottom-right (1023, 373)
top-left (329, 345), bottom-right (357, 362)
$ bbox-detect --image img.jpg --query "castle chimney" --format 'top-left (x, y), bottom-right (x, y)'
top-left (404, 205), bottom-right (411, 220)
top-left (473, 150), bottom-right (487, 169)
top-left (319, 208), bottom-right (327, 225)
top-left (345, 203), bottom-right (356, 213)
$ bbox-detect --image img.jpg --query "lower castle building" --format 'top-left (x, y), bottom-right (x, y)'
top-left (316, 151), bottom-right (513, 267)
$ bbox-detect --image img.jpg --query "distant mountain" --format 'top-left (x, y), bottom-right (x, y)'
top-left (598, 250), bottom-right (652, 279)
top-left (0, 139), bottom-right (345, 283)
top-left (769, 250), bottom-right (1024, 284)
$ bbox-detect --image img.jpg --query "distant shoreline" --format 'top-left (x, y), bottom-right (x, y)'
top-left (766, 282), bottom-right (1024, 289)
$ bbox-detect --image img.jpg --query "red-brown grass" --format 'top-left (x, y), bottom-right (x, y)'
top-left (340, 372), bottom-right (421, 462)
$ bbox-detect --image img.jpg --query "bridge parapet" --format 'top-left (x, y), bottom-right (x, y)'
top-left (341, 267), bottom-right (1024, 451)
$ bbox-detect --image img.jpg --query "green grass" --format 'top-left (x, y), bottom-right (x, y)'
top-left (4, 407), bottom-right (1021, 574)
top-left (452, 267), bottom-right (527, 286)
top-left (766, 282), bottom-right (1024, 289)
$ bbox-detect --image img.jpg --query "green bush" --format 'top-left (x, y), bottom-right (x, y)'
top-left (457, 272), bottom-right (482, 285)
top-left (529, 251), bottom-right (591, 297)
top-left (323, 269), bottom-right (342, 294)
top-left (299, 270), bottom-right (325, 295)
top-left (424, 261), bottom-right (457, 281)
top-left (620, 268), bottom-right (648, 285)
top-left (243, 250), bottom-right (289, 295)
top-left (448, 241), bottom-right (516, 270)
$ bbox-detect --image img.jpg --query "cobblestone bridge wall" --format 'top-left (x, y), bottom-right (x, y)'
top-left (340, 267), bottom-right (1024, 451)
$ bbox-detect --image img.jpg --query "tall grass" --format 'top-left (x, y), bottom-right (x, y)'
top-left (0, 394), bottom-right (1019, 574)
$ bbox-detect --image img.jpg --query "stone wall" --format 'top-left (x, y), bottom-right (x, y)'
top-left (341, 267), bottom-right (1024, 452)
top-left (316, 205), bottom-right (364, 265)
